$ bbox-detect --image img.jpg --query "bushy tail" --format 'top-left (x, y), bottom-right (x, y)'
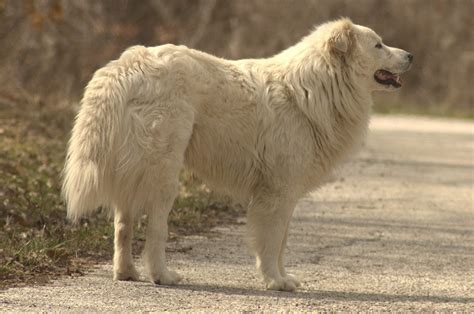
top-left (62, 46), bottom-right (150, 221)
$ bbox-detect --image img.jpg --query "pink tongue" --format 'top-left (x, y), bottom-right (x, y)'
top-left (381, 72), bottom-right (395, 80)
top-left (379, 71), bottom-right (401, 84)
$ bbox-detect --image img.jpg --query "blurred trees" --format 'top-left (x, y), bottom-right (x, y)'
top-left (0, 0), bottom-right (472, 116)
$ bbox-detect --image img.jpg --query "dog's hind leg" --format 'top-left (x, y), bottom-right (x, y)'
top-left (141, 105), bottom-right (194, 285)
top-left (143, 165), bottom-right (183, 285)
top-left (113, 206), bottom-right (139, 281)
top-left (247, 192), bottom-right (297, 291)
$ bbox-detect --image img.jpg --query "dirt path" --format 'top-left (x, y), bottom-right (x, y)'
top-left (2, 115), bottom-right (473, 312)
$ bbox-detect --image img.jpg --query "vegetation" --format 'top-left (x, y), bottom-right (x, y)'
top-left (0, 0), bottom-right (472, 117)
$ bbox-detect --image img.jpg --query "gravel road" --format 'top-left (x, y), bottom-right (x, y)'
top-left (2, 115), bottom-right (473, 312)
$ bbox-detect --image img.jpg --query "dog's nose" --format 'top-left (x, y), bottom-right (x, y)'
top-left (407, 53), bottom-right (414, 62)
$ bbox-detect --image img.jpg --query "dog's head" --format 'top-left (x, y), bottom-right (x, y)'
top-left (322, 18), bottom-right (413, 91)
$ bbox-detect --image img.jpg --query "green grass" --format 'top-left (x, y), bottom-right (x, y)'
top-left (0, 100), bottom-right (241, 289)
top-left (0, 111), bottom-right (110, 287)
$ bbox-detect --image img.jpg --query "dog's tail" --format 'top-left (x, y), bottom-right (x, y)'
top-left (62, 46), bottom-right (151, 221)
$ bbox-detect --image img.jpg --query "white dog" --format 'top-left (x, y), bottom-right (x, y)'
top-left (63, 18), bottom-right (412, 291)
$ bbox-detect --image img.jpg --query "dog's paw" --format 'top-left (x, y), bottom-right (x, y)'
top-left (151, 270), bottom-right (183, 286)
top-left (113, 266), bottom-right (140, 281)
top-left (284, 273), bottom-right (301, 287)
top-left (266, 277), bottom-right (297, 292)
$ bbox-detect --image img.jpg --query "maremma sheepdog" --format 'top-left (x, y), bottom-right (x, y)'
top-left (63, 18), bottom-right (412, 291)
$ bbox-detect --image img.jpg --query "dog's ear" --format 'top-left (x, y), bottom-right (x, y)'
top-left (328, 18), bottom-right (355, 54)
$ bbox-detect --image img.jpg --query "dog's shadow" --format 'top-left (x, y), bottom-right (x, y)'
top-left (105, 274), bottom-right (472, 304)
top-left (157, 282), bottom-right (473, 304)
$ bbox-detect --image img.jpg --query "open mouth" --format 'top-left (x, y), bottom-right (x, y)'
top-left (374, 70), bottom-right (402, 88)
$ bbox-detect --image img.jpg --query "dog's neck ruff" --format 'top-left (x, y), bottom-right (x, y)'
top-left (273, 51), bottom-right (372, 175)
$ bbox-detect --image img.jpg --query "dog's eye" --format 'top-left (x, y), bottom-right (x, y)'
top-left (375, 43), bottom-right (383, 49)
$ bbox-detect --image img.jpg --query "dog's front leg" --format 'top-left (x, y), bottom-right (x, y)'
top-left (278, 222), bottom-right (301, 288)
top-left (247, 194), bottom-right (298, 291)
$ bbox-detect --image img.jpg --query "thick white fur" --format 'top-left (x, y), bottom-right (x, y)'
top-left (63, 18), bottom-right (411, 291)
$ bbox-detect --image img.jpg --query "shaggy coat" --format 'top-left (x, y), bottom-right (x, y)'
top-left (63, 18), bottom-right (412, 291)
